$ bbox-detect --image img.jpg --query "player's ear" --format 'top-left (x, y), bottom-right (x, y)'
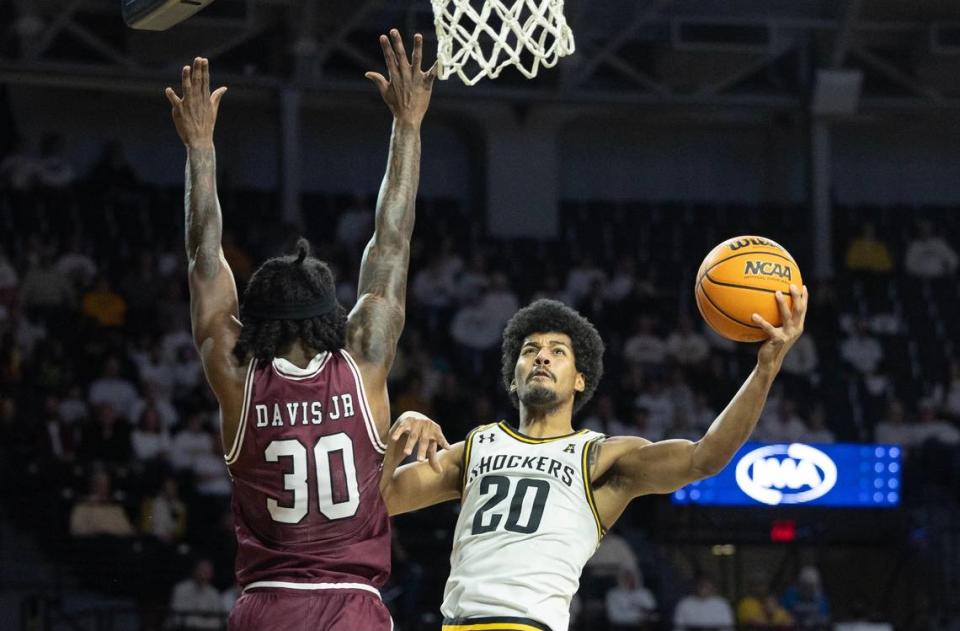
top-left (575, 373), bottom-right (585, 393)
top-left (509, 379), bottom-right (518, 393)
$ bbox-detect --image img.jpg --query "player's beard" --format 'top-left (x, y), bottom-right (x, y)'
top-left (520, 384), bottom-right (561, 411)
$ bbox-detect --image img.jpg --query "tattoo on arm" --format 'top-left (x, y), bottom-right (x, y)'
top-left (357, 122), bottom-right (420, 300)
top-left (350, 122), bottom-right (421, 362)
top-left (588, 440), bottom-right (601, 477)
top-left (185, 146), bottom-right (223, 279)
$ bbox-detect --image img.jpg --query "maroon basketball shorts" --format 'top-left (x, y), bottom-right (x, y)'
top-left (229, 586), bottom-right (392, 631)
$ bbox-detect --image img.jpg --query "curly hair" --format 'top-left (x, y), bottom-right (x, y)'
top-left (232, 238), bottom-right (347, 363)
top-left (501, 299), bottom-right (605, 414)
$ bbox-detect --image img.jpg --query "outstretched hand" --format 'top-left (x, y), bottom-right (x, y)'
top-left (389, 411), bottom-right (451, 473)
top-left (165, 57), bottom-right (227, 149)
top-left (365, 30), bottom-right (437, 127)
top-left (752, 284), bottom-right (808, 372)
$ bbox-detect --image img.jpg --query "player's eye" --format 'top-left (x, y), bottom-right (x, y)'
top-left (554, 348), bottom-right (565, 356)
top-left (522, 347), bottom-right (536, 355)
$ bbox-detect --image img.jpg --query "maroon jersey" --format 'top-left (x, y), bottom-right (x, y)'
top-left (224, 350), bottom-right (390, 592)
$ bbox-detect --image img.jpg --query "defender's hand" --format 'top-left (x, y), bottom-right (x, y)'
top-left (165, 57), bottom-right (227, 149)
top-left (390, 411), bottom-right (451, 473)
top-left (752, 283), bottom-right (808, 373)
top-left (365, 30), bottom-right (437, 127)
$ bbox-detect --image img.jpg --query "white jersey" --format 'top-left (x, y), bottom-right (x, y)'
top-left (441, 421), bottom-right (605, 631)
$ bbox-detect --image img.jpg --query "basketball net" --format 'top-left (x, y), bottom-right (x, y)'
top-left (431, 0), bottom-right (575, 86)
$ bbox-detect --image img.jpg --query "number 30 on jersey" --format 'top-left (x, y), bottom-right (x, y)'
top-left (264, 433), bottom-right (360, 523)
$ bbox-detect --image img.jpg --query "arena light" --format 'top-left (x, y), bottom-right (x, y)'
top-left (122, 0), bottom-right (217, 31)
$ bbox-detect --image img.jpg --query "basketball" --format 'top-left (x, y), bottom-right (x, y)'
top-left (695, 236), bottom-right (803, 342)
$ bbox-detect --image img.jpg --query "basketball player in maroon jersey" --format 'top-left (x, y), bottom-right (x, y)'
top-left (164, 31), bottom-right (448, 630)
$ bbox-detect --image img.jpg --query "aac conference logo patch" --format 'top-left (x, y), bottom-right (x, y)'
top-left (735, 444), bottom-right (838, 506)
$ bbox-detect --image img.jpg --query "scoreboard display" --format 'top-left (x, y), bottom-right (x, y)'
top-left (672, 443), bottom-right (902, 508)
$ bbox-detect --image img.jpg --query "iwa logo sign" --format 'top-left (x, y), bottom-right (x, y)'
top-left (735, 444), bottom-right (838, 506)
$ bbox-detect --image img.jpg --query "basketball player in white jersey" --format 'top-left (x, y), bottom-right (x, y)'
top-left (382, 289), bottom-right (807, 631)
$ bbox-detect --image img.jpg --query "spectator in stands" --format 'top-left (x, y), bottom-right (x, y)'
top-left (0, 247), bottom-right (17, 308)
top-left (171, 411), bottom-right (214, 471)
top-left (566, 255), bottom-right (606, 307)
top-left (413, 255), bottom-right (458, 330)
top-left (87, 140), bottom-right (140, 188)
top-left (456, 253), bottom-right (490, 302)
top-left (582, 393), bottom-right (620, 434)
top-left (913, 399), bottom-right (960, 446)
top-left (482, 272), bottom-right (520, 329)
top-left (673, 575), bottom-right (735, 631)
top-left (133, 342), bottom-right (175, 401)
top-left (80, 276), bottom-right (127, 328)
top-left (42, 395), bottom-right (77, 463)
top-left (221, 232), bottom-right (254, 282)
top-left (634, 380), bottom-right (674, 438)
top-left (88, 355), bottom-right (141, 420)
top-left (905, 220), bottom-right (958, 278)
top-left (0, 137), bottom-right (40, 190)
top-left (140, 476), bottom-right (187, 543)
top-left (169, 558), bottom-right (224, 631)
top-left (737, 573), bottom-right (794, 629)
top-left (667, 409), bottom-right (701, 441)
top-left (34, 133), bottom-right (76, 189)
top-left (605, 569), bottom-right (657, 630)
top-left (934, 360), bottom-right (960, 420)
top-left (666, 316), bottom-right (709, 366)
top-left (844, 223), bottom-right (893, 274)
top-left (874, 400), bottom-right (919, 448)
top-left (804, 405), bottom-right (836, 443)
top-left (840, 320), bottom-right (883, 375)
top-left (690, 393), bottom-right (716, 434)
top-left (782, 566), bottom-right (830, 629)
top-left (757, 399), bottom-right (806, 443)
top-left (55, 237), bottom-right (98, 289)
top-left (69, 469), bottom-right (134, 538)
top-left (605, 256), bottom-right (637, 305)
top-left (623, 316), bottom-right (667, 368)
top-left (221, 584), bottom-right (239, 617)
top-left (19, 251), bottom-right (75, 317)
top-left (449, 293), bottom-right (503, 373)
top-left (79, 403), bottom-right (132, 465)
top-left (130, 386), bottom-right (179, 431)
top-left (58, 384), bottom-right (89, 424)
top-left (584, 530), bottom-right (640, 585)
top-left (622, 406), bottom-right (663, 442)
top-left (780, 333), bottom-right (819, 389)
top-left (131, 406), bottom-right (171, 463)
top-left (336, 192), bottom-right (374, 251)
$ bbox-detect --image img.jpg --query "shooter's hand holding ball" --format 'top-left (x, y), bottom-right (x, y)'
top-left (696, 235), bottom-right (808, 373)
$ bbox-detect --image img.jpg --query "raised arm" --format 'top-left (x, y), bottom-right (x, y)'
top-left (594, 285), bottom-right (808, 510)
top-left (379, 412), bottom-right (462, 516)
top-left (346, 30), bottom-right (437, 373)
top-left (165, 58), bottom-right (245, 446)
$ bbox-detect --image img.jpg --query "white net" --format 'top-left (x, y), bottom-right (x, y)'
top-left (431, 0), bottom-right (576, 86)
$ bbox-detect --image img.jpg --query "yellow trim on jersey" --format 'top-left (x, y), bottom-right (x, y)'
top-left (581, 437), bottom-right (606, 542)
top-left (462, 423), bottom-right (495, 494)
top-left (442, 624), bottom-right (545, 631)
top-left (497, 421), bottom-right (589, 445)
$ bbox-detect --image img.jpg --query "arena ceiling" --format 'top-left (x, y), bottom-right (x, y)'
top-left (4, 0), bottom-right (960, 110)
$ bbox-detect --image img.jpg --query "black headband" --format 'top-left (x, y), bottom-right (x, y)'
top-left (243, 294), bottom-right (337, 320)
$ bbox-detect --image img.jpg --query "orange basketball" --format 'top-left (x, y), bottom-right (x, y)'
top-left (695, 236), bottom-right (802, 342)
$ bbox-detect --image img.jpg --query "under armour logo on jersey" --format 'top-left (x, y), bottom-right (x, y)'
top-left (478, 433), bottom-right (496, 444)
top-left (563, 443), bottom-right (576, 454)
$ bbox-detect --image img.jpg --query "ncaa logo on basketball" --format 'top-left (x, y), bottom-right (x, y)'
top-left (743, 260), bottom-right (792, 280)
top-left (735, 444), bottom-right (837, 506)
